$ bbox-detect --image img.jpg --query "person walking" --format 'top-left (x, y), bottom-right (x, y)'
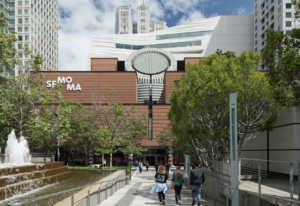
top-left (166, 162), bottom-right (170, 176)
top-left (135, 160), bottom-right (139, 170)
top-left (139, 161), bottom-right (143, 173)
top-left (172, 166), bottom-right (185, 206)
top-left (146, 161), bottom-right (149, 171)
top-left (103, 159), bottom-right (106, 167)
top-left (189, 161), bottom-right (205, 206)
top-left (155, 162), bottom-right (159, 172)
top-left (150, 165), bottom-right (169, 205)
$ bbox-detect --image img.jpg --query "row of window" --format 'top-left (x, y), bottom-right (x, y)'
top-left (156, 31), bottom-right (213, 40)
top-left (116, 41), bottom-right (202, 50)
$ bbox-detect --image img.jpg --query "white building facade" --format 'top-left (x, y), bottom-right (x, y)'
top-left (254, 0), bottom-right (300, 70)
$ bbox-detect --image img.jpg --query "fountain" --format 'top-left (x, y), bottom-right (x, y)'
top-left (0, 130), bottom-right (72, 201)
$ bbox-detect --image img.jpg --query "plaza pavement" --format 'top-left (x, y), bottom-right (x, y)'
top-left (98, 167), bottom-right (215, 206)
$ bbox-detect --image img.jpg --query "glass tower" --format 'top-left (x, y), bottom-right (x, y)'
top-left (1, 0), bottom-right (59, 76)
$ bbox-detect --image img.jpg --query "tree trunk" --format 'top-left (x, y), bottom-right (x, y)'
top-left (71, 154), bottom-right (75, 167)
top-left (238, 126), bottom-right (248, 159)
top-left (85, 151), bottom-right (88, 167)
top-left (110, 153), bottom-right (112, 169)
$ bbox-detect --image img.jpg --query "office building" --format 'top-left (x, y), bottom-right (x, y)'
top-left (115, 5), bottom-right (133, 34)
top-left (254, 0), bottom-right (300, 70)
top-left (0, 0), bottom-right (59, 76)
top-left (115, 2), bottom-right (168, 34)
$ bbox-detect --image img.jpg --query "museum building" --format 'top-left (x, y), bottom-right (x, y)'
top-left (43, 15), bottom-right (254, 165)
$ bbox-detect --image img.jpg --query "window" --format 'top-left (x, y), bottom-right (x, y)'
top-left (18, 10), bottom-right (22, 15)
top-left (18, 35), bottom-right (23, 41)
top-left (25, 35), bottom-right (29, 41)
top-left (286, 3), bottom-right (292, 8)
top-left (8, 19), bottom-right (15, 25)
top-left (9, 11), bottom-right (15, 16)
top-left (18, 1), bottom-right (23, 6)
top-left (255, 19), bottom-right (257, 24)
top-left (18, 53), bottom-right (23, 58)
top-left (18, 18), bottom-right (23, 24)
top-left (286, 30), bottom-right (291, 36)
top-left (25, 27), bottom-right (28, 32)
top-left (278, 0), bottom-right (281, 4)
top-left (25, 9), bottom-right (29, 15)
top-left (286, 21), bottom-right (292, 27)
top-left (286, 12), bottom-right (292, 18)
top-left (25, 1), bottom-right (29, 6)
top-left (255, 48), bottom-right (257, 52)
top-left (255, 40), bottom-right (257, 45)
top-left (25, 18), bottom-right (29, 24)
top-left (18, 27), bottom-right (22, 32)
top-left (255, 33), bottom-right (257, 38)
top-left (116, 41), bottom-right (202, 50)
top-left (255, 26), bottom-right (257, 31)
top-left (18, 44), bottom-right (22, 50)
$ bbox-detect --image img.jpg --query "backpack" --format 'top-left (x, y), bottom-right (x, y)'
top-left (146, 163), bottom-right (149, 167)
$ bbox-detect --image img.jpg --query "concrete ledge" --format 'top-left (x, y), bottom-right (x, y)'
top-left (54, 170), bottom-right (130, 206)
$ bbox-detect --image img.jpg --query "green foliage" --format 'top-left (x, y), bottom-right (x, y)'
top-left (68, 167), bottom-right (131, 175)
top-left (262, 26), bottom-right (299, 107)
top-left (156, 131), bottom-right (175, 148)
top-left (0, 11), bottom-right (19, 73)
top-left (91, 89), bottom-right (148, 168)
top-left (168, 51), bottom-right (280, 167)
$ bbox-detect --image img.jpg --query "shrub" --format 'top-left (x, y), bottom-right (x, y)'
top-left (68, 167), bottom-right (131, 175)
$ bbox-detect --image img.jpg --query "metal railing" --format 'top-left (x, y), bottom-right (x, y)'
top-left (202, 182), bottom-right (300, 206)
top-left (8, 175), bottom-right (130, 206)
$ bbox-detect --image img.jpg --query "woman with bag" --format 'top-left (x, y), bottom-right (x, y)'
top-left (172, 166), bottom-right (185, 206)
top-left (150, 165), bottom-right (169, 205)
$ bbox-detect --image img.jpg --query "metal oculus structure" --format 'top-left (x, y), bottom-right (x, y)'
top-left (126, 48), bottom-right (173, 140)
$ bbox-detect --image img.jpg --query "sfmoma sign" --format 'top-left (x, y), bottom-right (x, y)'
top-left (46, 77), bottom-right (82, 91)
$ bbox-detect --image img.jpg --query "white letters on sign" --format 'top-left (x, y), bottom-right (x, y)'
top-left (47, 76), bottom-right (81, 91)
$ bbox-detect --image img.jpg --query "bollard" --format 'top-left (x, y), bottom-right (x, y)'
top-left (258, 160), bottom-right (261, 195)
top-left (290, 163), bottom-right (294, 206)
top-left (87, 190), bottom-right (90, 206)
top-left (226, 193), bottom-right (228, 206)
top-left (98, 186), bottom-right (101, 204)
top-left (106, 184), bottom-right (108, 199)
top-left (71, 195), bottom-right (74, 206)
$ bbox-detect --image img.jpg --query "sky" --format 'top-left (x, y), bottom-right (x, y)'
top-left (58, 0), bottom-right (254, 71)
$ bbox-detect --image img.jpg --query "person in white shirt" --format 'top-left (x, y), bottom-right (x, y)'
top-left (103, 160), bottom-right (106, 167)
top-left (139, 161), bottom-right (143, 173)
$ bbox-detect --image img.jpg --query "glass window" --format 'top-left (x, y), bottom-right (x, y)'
top-left (18, 35), bottom-right (23, 41)
top-left (25, 27), bottom-right (29, 32)
top-left (286, 21), bottom-right (292, 27)
top-left (156, 31), bottom-right (213, 40)
top-left (8, 19), bottom-right (14, 25)
top-left (286, 3), bottom-right (292, 8)
top-left (25, 1), bottom-right (29, 6)
top-left (18, 10), bottom-right (22, 15)
top-left (18, 1), bottom-right (23, 6)
top-left (25, 18), bottom-right (29, 24)
top-left (286, 30), bottom-right (292, 36)
top-left (18, 53), bottom-right (23, 58)
top-left (278, 0), bottom-right (281, 4)
top-left (9, 11), bottom-right (15, 16)
top-left (18, 27), bottom-right (22, 32)
top-left (25, 9), bottom-right (29, 15)
top-left (25, 35), bottom-right (29, 41)
top-left (116, 41), bottom-right (202, 50)
top-left (8, 2), bottom-right (15, 7)
top-left (18, 18), bottom-right (23, 24)
top-left (286, 12), bottom-right (292, 18)
top-left (18, 44), bottom-right (22, 49)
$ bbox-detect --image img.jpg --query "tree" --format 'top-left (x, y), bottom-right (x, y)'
top-left (168, 51), bottom-right (280, 169)
top-left (92, 88), bottom-right (147, 169)
top-left (59, 101), bottom-right (100, 167)
top-left (0, 10), bottom-right (19, 74)
top-left (156, 131), bottom-right (176, 166)
top-left (262, 0), bottom-right (300, 107)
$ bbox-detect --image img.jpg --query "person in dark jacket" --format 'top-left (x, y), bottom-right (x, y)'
top-left (189, 161), bottom-right (205, 206)
top-left (165, 162), bottom-right (170, 176)
top-left (155, 162), bottom-right (159, 172)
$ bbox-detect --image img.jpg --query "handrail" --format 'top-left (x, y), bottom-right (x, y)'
top-left (240, 158), bottom-right (291, 164)
top-left (202, 182), bottom-right (300, 204)
top-left (8, 175), bottom-right (129, 206)
top-left (241, 160), bottom-right (252, 173)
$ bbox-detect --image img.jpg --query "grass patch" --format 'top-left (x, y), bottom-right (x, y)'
top-left (68, 167), bottom-right (131, 175)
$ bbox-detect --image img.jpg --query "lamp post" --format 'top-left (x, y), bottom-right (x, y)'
top-left (129, 153), bottom-right (133, 179)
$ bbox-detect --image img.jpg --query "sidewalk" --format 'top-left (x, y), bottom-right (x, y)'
top-left (99, 167), bottom-right (214, 206)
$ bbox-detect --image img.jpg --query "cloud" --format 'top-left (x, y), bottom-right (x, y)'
top-left (235, 7), bottom-right (247, 15)
top-left (210, 12), bottom-right (219, 18)
top-left (58, 0), bottom-right (210, 71)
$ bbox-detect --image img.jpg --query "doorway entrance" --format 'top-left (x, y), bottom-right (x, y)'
top-left (145, 156), bottom-right (155, 165)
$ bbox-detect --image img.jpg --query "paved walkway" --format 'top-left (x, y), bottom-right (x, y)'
top-left (99, 167), bottom-right (214, 206)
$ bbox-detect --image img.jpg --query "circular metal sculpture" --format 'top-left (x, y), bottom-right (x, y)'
top-left (132, 52), bottom-right (170, 75)
top-left (125, 48), bottom-right (176, 140)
